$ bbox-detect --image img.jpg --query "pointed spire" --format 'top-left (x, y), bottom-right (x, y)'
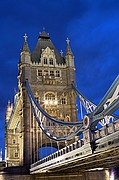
top-left (7, 100), bottom-right (13, 111)
top-left (66, 37), bottom-right (73, 56)
top-left (7, 100), bottom-right (10, 107)
top-left (60, 50), bottom-right (63, 57)
top-left (43, 27), bottom-right (45, 31)
top-left (6, 101), bottom-right (13, 122)
top-left (22, 33), bottom-right (30, 53)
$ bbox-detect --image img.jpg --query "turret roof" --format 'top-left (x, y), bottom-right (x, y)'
top-left (22, 41), bottom-right (30, 52)
top-left (21, 34), bottom-right (30, 53)
top-left (31, 31), bottom-right (65, 64)
top-left (65, 38), bottom-right (73, 56)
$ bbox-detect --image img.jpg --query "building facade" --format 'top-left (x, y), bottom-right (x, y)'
top-left (5, 31), bottom-right (78, 168)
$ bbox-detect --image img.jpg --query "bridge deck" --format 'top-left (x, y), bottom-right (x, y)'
top-left (30, 120), bottom-right (119, 174)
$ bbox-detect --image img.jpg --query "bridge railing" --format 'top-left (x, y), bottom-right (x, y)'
top-left (31, 139), bottom-right (84, 169)
top-left (30, 118), bottom-right (119, 173)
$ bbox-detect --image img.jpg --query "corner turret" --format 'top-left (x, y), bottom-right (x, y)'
top-left (5, 101), bottom-right (13, 125)
top-left (65, 38), bottom-right (74, 67)
top-left (20, 34), bottom-right (31, 64)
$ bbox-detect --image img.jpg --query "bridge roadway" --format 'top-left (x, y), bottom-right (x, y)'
top-left (30, 119), bottom-right (119, 174)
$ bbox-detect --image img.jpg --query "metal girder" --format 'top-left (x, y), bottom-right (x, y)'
top-left (72, 81), bottom-right (117, 127)
top-left (72, 82), bottom-right (96, 114)
top-left (26, 75), bottom-right (119, 138)
top-left (90, 76), bottom-right (119, 129)
top-left (93, 75), bottom-right (119, 116)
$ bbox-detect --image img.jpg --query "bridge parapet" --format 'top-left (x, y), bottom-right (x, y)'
top-left (30, 136), bottom-right (94, 174)
top-left (94, 119), bottom-right (119, 140)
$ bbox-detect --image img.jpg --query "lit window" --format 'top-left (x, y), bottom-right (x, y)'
top-left (61, 98), bottom-right (66, 104)
top-left (49, 58), bottom-right (53, 65)
top-left (44, 57), bottom-right (47, 64)
top-left (38, 70), bottom-right (42, 76)
top-left (50, 71), bottom-right (54, 76)
top-left (44, 93), bottom-right (57, 105)
top-left (56, 71), bottom-right (60, 77)
top-left (15, 152), bottom-right (18, 158)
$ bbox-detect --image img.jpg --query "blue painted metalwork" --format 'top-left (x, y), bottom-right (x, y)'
top-left (26, 75), bottom-right (119, 141)
top-left (26, 80), bottom-right (84, 142)
top-left (72, 82), bottom-right (96, 113)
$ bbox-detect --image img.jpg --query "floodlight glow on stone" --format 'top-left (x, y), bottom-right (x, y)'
top-left (50, 100), bottom-right (53, 104)
top-left (54, 100), bottom-right (57, 105)
top-left (44, 100), bottom-right (48, 105)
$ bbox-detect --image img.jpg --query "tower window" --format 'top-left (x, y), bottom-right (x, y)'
top-left (56, 71), bottom-right (60, 77)
top-left (44, 57), bottom-right (47, 64)
top-left (13, 140), bottom-right (16, 144)
top-left (61, 98), bottom-right (66, 104)
top-left (44, 93), bottom-right (57, 105)
top-left (45, 93), bottom-right (55, 101)
top-left (49, 58), bottom-right (53, 65)
top-left (14, 152), bottom-right (18, 158)
top-left (44, 70), bottom-right (48, 76)
top-left (50, 70), bottom-right (54, 77)
top-left (38, 70), bottom-right (42, 76)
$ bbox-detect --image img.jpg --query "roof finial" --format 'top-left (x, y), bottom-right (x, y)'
top-left (22, 33), bottom-right (30, 52)
top-left (66, 37), bottom-right (73, 56)
top-left (60, 50), bottom-right (63, 57)
top-left (24, 33), bottom-right (28, 42)
top-left (66, 37), bottom-right (70, 46)
top-left (43, 27), bottom-right (45, 31)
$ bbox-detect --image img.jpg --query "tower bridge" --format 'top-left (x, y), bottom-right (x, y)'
top-left (4, 30), bottom-right (119, 179)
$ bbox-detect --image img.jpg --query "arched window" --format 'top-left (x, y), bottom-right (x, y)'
top-left (45, 93), bottom-right (55, 101)
top-left (44, 93), bottom-right (57, 105)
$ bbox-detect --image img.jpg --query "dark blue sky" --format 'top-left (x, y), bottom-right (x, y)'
top-left (0, 0), bottom-right (119, 155)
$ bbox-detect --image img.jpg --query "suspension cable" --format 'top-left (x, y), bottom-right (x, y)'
top-left (80, 101), bottom-right (83, 119)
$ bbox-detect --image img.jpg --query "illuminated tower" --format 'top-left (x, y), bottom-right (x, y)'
top-left (5, 30), bottom-right (78, 168)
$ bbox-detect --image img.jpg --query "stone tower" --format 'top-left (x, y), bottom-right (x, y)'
top-left (5, 31), bottom-right (77, 168)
